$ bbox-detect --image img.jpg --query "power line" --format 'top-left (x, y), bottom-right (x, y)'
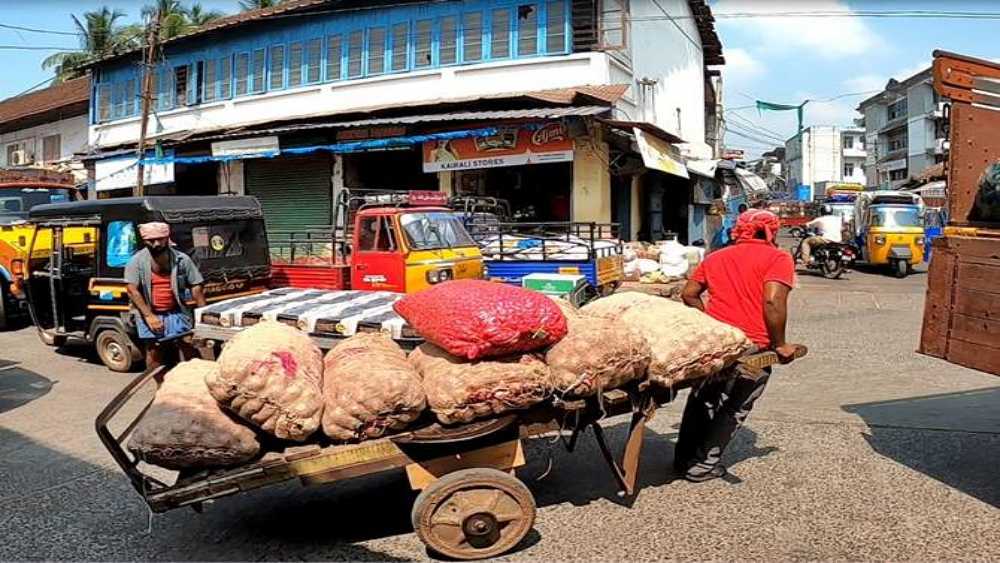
top-left (0, 23), bottom-right (80, 36)
top-left (0, 45), bottom-right (82, 51)
top-left (632, 10), bottom-right (1000, 21)
top-left (727, 112), bottom-right (788, 141)
top-left (649, 0), bottom-right (702, 53)
top-left (9, 75), bottom-right (57, 99)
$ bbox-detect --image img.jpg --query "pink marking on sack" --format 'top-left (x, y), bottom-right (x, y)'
top-left (272, 351), bottom-right (298, 378)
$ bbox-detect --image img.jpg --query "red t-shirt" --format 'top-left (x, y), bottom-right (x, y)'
top-left (690, 240), bottom-right (795, 347)
top-left (150, 270), bottom-right (175, 313)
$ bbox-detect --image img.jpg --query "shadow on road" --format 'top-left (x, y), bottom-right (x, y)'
top-left (0, 361), bottom-right (54, 414)
top-left (843, 387), bottom-right (1000, 508)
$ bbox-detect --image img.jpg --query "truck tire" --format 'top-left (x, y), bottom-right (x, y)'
top-left (96, 329), bottom-right (139, 372)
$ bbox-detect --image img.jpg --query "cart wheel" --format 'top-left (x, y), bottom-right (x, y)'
top-left (96, 329), bottom-right (136, 372)
top-left (411, 468), bottom-right (536, 560)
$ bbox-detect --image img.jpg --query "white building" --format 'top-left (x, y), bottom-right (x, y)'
top-left (0, 77), bottom-right (90, 183)
top-left (857, 67), bottom-right (945, 189)
top-left (83, 0), bottom-right (725, 241)
top-left (784, 125), bottom-right (867, 199)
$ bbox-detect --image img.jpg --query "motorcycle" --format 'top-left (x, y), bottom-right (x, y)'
top-left (789, 227), bottom-right (856, 279)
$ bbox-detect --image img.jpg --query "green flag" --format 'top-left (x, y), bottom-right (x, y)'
top-left (756, 100), bottom-right (809, 132)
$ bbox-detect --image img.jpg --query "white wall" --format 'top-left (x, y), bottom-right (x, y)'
top-left (1, 114), bottom-right (88, 168)
top-left (91, 52), bottom-right (630, 150)
top-left (629, 0), bottom-right (708, 157)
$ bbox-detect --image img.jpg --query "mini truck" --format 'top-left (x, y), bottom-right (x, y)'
top-left (268, 189), bottom-right (483, 293)
top-left (0, 168), bottom-right (80, 330)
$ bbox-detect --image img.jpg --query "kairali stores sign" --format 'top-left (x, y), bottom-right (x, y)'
top-left (422, 124), bottom-right (574, 173)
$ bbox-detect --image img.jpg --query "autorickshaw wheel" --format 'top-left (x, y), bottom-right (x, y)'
top-left (411, 468), bottom-right (536, 560)
top-left (96, 329), bottom-right (136, 372)
top-left (893, 259), bottom-right (908, 278)
top-left (38, 329), bottom-right (67, 348)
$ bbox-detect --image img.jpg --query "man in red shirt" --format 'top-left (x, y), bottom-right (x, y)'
top-left (676, 209), bottom-right (801, 482)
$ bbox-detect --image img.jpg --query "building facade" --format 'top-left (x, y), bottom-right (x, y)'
top-left (0, 77), bottom-right (90, 184)
top-left (82, 0), bottom-right (724, 241)
top-left (784, 125), bottom-right (867, 200)
top-left (857, 67), bottom-right (945, 190)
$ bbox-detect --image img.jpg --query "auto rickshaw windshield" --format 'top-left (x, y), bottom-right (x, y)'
top-left (401, 212), bottom-right (476, 250)
top-left (870, 207), bottom-right (922, 228)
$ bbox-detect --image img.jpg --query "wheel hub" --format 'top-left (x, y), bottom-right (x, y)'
top-left (106, 342), bottom-right (125, 363)
top-left (463, 512), bottom-right (500, 547)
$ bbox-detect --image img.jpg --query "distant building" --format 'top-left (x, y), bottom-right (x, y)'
top-left (752, 146), bottom-right (785, 192)
top-left (857, 67), bottom-right (945, 190)
top-left (783, 125), bottom-right (867, 199)
top-left (0, 77), bottom-right (90, 183)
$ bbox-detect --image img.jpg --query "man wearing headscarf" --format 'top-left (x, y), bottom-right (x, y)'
top-left (124, 222), bottom-right (206, 371)
top-left (676, 209), bottom-right (802, 482)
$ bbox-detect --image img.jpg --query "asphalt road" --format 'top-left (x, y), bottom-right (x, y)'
top-left (1, 266), bottom-right (998, 561)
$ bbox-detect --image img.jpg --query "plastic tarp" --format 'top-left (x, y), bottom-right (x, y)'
top-left (734, 168), bottom-right (770, 195)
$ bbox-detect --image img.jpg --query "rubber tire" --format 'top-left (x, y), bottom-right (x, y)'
top-left (821, 258), bottom-right (844, 280)
top-left (38, 329), bottom-right (68, 348)
top-left (95, 329), bottom-right (136, 373)
top-left (893, 259), bottom-right (908, 278)
top-left (411, 468), bottom-right (536, 560)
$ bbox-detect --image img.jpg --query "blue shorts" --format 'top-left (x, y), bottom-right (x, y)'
top-left (136, 311), bottom-right (192, 341)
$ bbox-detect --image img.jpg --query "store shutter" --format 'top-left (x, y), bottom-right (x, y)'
top-left (245, 155), bottom-right (332, 231)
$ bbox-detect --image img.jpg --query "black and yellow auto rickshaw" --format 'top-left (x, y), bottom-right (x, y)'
top-left (24, 196), bottom-right (271, 371)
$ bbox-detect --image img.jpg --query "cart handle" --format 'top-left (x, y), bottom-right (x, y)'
top-left (95, 366), bottom-right (171, 499)
top-left (737, 345), bottom-right (809, 371)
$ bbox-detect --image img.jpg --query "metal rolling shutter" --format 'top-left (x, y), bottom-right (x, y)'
top-left (245, 155), bottom-right (332, 230)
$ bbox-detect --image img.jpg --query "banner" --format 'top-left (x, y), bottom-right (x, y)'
top-left (422, 123), bottom-right (574, 172)
top-left (634, 128), bottom-right (688, 179)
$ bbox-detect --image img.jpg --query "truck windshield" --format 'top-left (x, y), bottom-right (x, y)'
top-left (0, 188), bottom-right (73, 224)
top-left (871, 207), bottom-right (922, 228)
top-left (401, 212), bottom-right (475, 250)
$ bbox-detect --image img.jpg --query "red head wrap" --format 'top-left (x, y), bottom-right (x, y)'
top-left (731, 209), bottom-right (781, 243)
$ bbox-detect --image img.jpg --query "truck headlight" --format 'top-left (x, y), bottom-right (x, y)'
top-left (875, 235), bottom-right (886, 245)
top-left (426, 268), bottom-right (453, 284)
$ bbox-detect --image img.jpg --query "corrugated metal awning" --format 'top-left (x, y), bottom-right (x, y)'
top-left (189, 106), bottom-right (612, 144)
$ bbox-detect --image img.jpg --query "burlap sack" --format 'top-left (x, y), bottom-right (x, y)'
top-left (579, 292), bottom-right (663, 320)
top-left (322, 333), bottom-right (427, 441)
top-left (409, 343), bottom-right (552, 425)
top-left (208, 321), bottom-right (324, 441)
top-left (619, 299), bottom-right (752, 386)
top-left (545, 318), bottom-right (651, 397)
top-left (128, 360), bottom-right (260, 470)
top-left (547, 295), bottom-right (586, 334)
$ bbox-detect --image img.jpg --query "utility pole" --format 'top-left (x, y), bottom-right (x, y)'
top-left (135, 11), bottom-right (161, 197)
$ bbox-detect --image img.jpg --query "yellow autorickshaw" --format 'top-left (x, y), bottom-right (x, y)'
top-left (852, 191), bottom-right (925, 278)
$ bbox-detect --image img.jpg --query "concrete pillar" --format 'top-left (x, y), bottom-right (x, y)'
top-left (218, 160), bottom-right (245, 195)
top-left (438, 170), bottom-right (453, 196)
top-left (630, 173), bottom-right (643, 241)
top-left (571, 127), bottom-right (611, 223)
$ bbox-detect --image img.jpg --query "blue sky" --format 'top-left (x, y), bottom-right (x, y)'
top-left (711, 0), bottom-right (1000, 157)
top-left (1, 1), bottom-right (998, 159)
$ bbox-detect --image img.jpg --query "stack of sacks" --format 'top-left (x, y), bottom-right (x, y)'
top-left (545, 317), bottom-right (651, 397)
top-left (128, 359), bottom-right (260, 469)
top-left (409, 343), bottom-right (552, 424)
top-left (396, 280), bottom-right (564, 424)
top-left (321, 333), bottom-right (426, 441)
top-left (581, 292), bottom-right (751, 384)
top-left (207, 321), bottom-right (325, 441)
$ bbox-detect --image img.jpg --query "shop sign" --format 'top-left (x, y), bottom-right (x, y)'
top-left (336, 126), bottom-right (406, 141)
top-left (211, 136), bottom-right (280, 158)
top-left (94, 152), bottom-right (174, 192)
top-left (722, 148), bottom-right (746, 160)
top-left (422, 123), bottom-right (574, 172)
top-left (634, 128), bottom-right (689, 179)
top-left (883, 158), bottom-right (907, 171)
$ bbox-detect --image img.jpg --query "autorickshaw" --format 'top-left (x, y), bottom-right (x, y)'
top-left (24, 196), bottom-right (271, 372)
top-left (852, 191), bottom-right (926, 278)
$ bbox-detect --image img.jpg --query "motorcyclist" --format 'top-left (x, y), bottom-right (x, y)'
top-left (800, 206), bottom-right (845, 265)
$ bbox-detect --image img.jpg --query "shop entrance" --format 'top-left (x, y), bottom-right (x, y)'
top-left (343, 148), bottom-right (437, 191)
top-left (455, 162), bottom-right (572, 221)
top-left (638, 171), bottom-right (690, 244)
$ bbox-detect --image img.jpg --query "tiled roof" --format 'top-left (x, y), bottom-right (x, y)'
top-left (0, 77), bottom-right (90, 133)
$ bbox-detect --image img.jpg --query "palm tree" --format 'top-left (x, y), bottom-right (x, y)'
top-left (42, 7), bottom-right (135, 82)
top-left (143, 0), bottom-right (190, 39)
top-left (186, 3), bottom-right (225, 27)
top-left (239, 0), bottom-right (284, 11)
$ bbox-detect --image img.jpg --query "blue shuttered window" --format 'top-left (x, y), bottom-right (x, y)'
top-left (92, 1), bottom-right (573, 121)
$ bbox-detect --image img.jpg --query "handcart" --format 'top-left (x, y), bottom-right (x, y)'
top-left (96, 350), bottom-right (798, 560)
